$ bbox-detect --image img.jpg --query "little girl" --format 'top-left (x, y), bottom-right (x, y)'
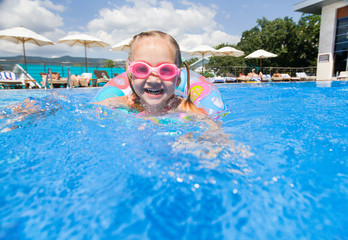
top-left (94, 30), bottom-right (205, 115)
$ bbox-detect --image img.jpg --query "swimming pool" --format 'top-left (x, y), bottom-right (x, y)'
top-left (0, 81), bottom-right (347, 239)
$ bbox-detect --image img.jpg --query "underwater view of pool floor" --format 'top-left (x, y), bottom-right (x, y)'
top-left (0, 81), bottom-right (347, 239)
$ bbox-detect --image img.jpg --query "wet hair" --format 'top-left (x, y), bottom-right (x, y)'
top-left (126, 30), bottom-right (200, 114)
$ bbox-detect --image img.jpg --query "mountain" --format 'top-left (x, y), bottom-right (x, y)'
top-left (0, 55), bottom-right (115, 64)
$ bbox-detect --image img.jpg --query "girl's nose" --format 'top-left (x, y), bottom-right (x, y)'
top-left (147, 72), bottom-right (161, 83)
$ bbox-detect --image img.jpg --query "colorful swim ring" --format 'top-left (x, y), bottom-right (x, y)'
top-left (92, 69), bottom-right (225, 115)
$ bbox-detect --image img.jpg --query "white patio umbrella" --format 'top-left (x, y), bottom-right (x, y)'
top-left (217, 47), bottom-right (244, 76)
top-left (58, 34), bottom-right (110, 71)
top-left (245, 49), bottom-right (277, 72)
top-left (110, 37), bottom-right (133, 51)
top-left (186, 45), bottom-right (220, 74)
top-left (179, 46), bottom-right (188, 52)
top-left (0, 26), bottom-right (54, 71)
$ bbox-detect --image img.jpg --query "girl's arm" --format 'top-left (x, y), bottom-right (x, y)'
top-left (92, 96), bottom-right (127, 108)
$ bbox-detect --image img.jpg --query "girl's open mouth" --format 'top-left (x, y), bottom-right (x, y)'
top-left (144, 88), bottom-right (163, 95)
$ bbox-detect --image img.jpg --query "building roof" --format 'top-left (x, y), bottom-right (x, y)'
top-left (189, 57), bottom-right (209, 69)
top-left (293, 0), bottom-right (343, 14)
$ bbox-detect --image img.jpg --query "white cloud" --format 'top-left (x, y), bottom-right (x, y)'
top-left (0, 0), bottom-right (67, 57)
top-left (86, 0), bottom-right (240, 50)
top-left (0, 0), bottom-right (64, 32)
top-left (41, 0), bottom-right (65, 12)
top-left (0, 0), bottom-right (241, 59)
top-left (181, 31), bottom-right (240, 49)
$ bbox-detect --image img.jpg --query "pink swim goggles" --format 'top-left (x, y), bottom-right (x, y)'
top-left (127, 61), bottom-right (181, 81)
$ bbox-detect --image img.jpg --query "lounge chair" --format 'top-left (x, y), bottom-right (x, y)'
top-left (337, 71), bottom-right (348, 80)
top-left (225, 76), bottom-right (237, 83)
top-left (93, 70), bottom-right (111, 87)
top-left (40, 72), bottom-right (67, 88)
top-left (212, 76), bottom-right (226, 83)
top-left (225, 73), bottom-right (237, 83)
top-left (296, 72), bottom-right (316, 81)
top-left (262, 74), bottom-right (272, 82)
top-left (236, 76), bottom-right (261, 83)
top-left (271, 73), bottom-right (291, 82)
top-left (70, 73), bottom-right (92, 87)
top-left (0, 71), bottom-right (24, 89)
top-left (281, 74), bottom-right (292, 81)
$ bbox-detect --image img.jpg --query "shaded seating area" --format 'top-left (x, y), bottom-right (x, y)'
top-left (92, 70), bottom-right (111, 87)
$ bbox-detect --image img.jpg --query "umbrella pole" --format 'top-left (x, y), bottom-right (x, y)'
top-left (202, 53), bottom-right (205, 75)
top-left (84, 44), bottom-right (88, 72)
top-left (226, 56), bottom-right (229, 77)
top-left (260, 57), bottom-right (262, 73)
top-left (22, 41), bottom-right (27, 72)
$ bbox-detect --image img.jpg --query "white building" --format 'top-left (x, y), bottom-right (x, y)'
top-left (294, 0), bottom-right (348, 80)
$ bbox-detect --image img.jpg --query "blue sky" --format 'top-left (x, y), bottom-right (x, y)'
top-left (0, 0), bottom-right (304, 60)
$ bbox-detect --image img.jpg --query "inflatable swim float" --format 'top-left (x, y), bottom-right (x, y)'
top-left (93, 68), bottom-right (225, 115)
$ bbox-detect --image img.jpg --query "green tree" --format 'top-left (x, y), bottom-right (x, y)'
top-left (237, 14), bottom-right (320, 68)
top-left (205, 14), bottom-right (320, 75)
top-left (237, 17), bottom-right (299, 68)
top-left (104, 59), bottom-right (116, 68)
top-left (295, 13), bottom-right (321, 66)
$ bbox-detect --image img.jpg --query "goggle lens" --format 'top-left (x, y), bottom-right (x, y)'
top-left (133, 63), bottom-right (149, 77)
top-left (159, 65), bottom-right (176, 77)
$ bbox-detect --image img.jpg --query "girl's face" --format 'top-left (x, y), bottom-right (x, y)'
top-left (129, 37), bottom-right (180, 111)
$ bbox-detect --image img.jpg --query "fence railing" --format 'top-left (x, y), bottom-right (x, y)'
top-left (206, 65), bottom-right (317, 77)
top-left (0, 59), bottom-right (317, 79)
top-left (0, 59), bottom-right (126, 77)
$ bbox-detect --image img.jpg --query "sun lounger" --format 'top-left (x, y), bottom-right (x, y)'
top-left (93, 70), bottom-right (110, 87)
top-left (236, 76), bottom-right (261, 83)
top-left (271, 74), bottom-right (283, 82)
top-left (337, 71), bottom-right (348, 80)
top-left (249, 77), bottom-right (261, 82)
top-left (212, 76), bottom-right (226, 83)
top-left (271, 73), bottom-right (291, 82)
top-left (262, 74), bottom-right (272, 82)
top-left (236, 76), bottom-right (251, 82)
top-left (281, 74), bottom-right (292, 81)
top-left (40, 72), bottom-right (67, 88)
top-left (225, 76), bottom-right (237, 83)
top-left (296, 72), bottom-right (316, 81)
top-left (0, 72), bottom-right (24, 89)
top-left (70, 73), bottom-right (92, 87)
top-left (225, 73), bottom-right (237, 83)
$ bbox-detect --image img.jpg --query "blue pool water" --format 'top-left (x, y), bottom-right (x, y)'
top-left (0, 81), bottom-right (347, 239)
